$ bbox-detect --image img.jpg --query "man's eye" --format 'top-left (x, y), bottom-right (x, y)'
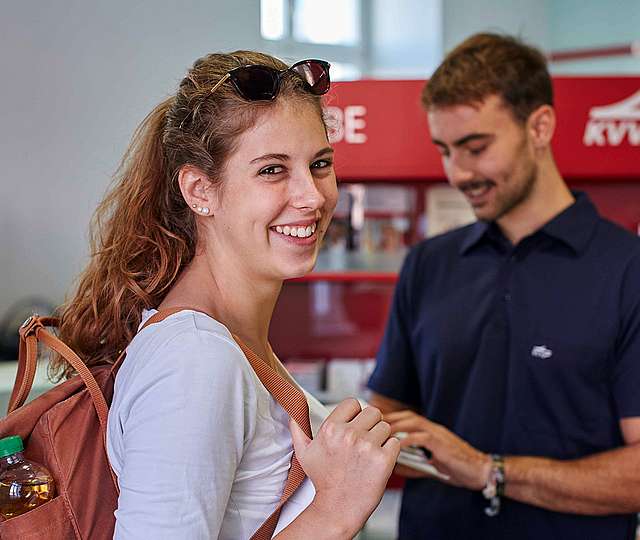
top-left (469, 146), bottom-right (487, 156)
top-left (259, 165), bottom-right (285, 175)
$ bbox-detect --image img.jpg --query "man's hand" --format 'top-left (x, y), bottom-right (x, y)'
top-left (386, 410), bottom-right (491, 489)
top-left (385, 408), bottom-right (640, 514)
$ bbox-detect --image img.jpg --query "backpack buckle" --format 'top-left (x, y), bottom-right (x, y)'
top-left (19, 314), bottom-right (43, 338)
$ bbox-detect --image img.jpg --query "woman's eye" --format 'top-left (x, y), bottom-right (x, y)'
top-left (259, 165), bottom-right (285, 176)
top-left (311, 159), bottom-right (333, 169)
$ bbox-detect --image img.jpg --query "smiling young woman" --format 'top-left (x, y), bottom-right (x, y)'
top-left (52, 51), bottom-right (399, 539)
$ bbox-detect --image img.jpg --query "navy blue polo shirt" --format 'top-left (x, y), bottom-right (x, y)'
top-left (368, 192), bottom-right (640, 540)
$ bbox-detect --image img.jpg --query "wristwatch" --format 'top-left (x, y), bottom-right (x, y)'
top-left (482, 454), bottom-right (505, 517)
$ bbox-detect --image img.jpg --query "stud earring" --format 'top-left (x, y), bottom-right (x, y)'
top-left (201, 207), bottom-right (210, 215)
top-left (192, 204), bottom-right (197, 209)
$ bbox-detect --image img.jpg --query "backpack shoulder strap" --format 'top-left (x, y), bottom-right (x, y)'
top-left (110, 306), bottom-right (194, 373)
top-left (140, 307), bottom-right (191, 330)
top-left (8, 316), bottom-right (110, 428)
top-left (9, 308), bottom-right (191, 416)
top-left (232, 335), bottom-right (312, 540)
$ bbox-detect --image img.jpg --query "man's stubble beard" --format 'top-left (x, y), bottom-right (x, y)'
top-left (479, 137), bottom-right (539, 223)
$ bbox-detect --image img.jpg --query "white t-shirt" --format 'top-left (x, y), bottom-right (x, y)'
top-left (107, 309), bottom-right (326, 540)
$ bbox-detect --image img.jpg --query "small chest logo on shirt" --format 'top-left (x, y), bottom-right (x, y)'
top-left (531, 345), bottom-right (553, 359)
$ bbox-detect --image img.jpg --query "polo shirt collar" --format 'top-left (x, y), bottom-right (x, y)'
top-left (540, 192), bottom-right (599, 254)
top-left (460, 191), bottom-right (599, 256)
top-left (460, 220), bottom-right (492, 255)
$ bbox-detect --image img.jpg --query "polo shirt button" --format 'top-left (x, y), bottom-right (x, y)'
top-left (504, 293), bottom-right (511, 301)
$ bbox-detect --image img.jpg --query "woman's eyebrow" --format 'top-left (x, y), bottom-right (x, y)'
top-left (250, 153), bottom-right (290, 164)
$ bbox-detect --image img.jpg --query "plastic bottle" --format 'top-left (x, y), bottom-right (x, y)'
top-left (0, 435), bottom-right (55, 519)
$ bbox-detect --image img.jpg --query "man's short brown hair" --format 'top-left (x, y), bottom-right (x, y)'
top-left (422, 33), bottom-right (553, 123)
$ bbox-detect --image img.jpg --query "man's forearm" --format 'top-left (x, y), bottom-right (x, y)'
top-left (504, 443), bottom-right (640, 514)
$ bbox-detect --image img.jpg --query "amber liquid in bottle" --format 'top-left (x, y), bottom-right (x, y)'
top-left (0, 437), bottom-right (56, 520)
top-left (0, 477), bottom-right (55, 518)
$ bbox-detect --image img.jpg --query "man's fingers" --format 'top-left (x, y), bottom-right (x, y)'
top-left (399, 432), bottom-right (432, 448)
top-left (387, 417), bottom-right (429, 434)
top-left (393, 463), bottom-right (430, 478)
top-left (384, 410), bottom-right (419, 422)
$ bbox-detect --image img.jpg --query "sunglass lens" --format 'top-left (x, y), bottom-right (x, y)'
top-left (290, 60), bottom-right (331, 95)
top-left (231, 66), bottom-right (279, 101)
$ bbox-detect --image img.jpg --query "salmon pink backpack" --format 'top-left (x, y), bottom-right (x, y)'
top-left (0, 310), bottom-right (310, 539)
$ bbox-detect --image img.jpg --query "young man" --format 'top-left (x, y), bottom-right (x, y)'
top-left (368, 33), bottom-right (640, 540)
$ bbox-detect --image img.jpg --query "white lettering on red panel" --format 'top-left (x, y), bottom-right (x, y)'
top-left (583, 89), bottom-right (640, 146)
top-left (325, 105), bottom-right (367, 144)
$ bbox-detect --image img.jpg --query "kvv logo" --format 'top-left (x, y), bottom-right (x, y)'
top-left (583, 89), bottom-right (640, 146)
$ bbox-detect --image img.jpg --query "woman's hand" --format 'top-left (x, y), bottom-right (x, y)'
top-left (289, 398), bottom-right (400, 536)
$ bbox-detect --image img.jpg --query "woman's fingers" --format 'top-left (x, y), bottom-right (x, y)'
top-left (350, 405), bottom-right (383, 431)
top-left (327, 397), bottom-right (362, 423)
top-left (382, 434), bottom-right (401, 455)
top-left (289, 418), bottom-right (312, 455)
top-left (366, 419), bottom-right (392, 445)
top-left (318, 401), bottom-right (403, 457)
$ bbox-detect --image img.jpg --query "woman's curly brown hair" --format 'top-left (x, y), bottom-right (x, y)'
top-left (51, 51), bottom-right (324, 379)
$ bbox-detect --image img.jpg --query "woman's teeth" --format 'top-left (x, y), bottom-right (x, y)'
top-left (274, 222), bottom-right (317, 238)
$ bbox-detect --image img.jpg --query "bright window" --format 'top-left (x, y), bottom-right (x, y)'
top-left (329, 61), bottom-right (361, 81)
top-left (260, 0), bottom-right (363, 82)
top-left (261, 0), bottom-right (287, 41)
top-left (292, 0), bottom-right (360, 46)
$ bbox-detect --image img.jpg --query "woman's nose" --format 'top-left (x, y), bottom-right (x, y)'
top-left (291, 171), bottom-right (326, 210)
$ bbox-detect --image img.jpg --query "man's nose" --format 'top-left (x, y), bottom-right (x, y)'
top-left (446, 156), bottom-right (475, 186)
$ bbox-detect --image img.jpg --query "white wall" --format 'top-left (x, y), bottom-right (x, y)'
top-left (442, 0), bottom-right (550, 53)
top-left (1, 1), bottom-right (262, 314)
top-left (548, 0), bottom-right (640, 74)
top-left (441, 0), bottom-right (640, 73)
top-left (369, 0), bottom-right (443, 78)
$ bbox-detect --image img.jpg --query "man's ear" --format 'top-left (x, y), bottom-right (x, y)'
top-left (178, 165), bottom-right (219, 215)
top-left (527, 104), bottom-right (556, 150)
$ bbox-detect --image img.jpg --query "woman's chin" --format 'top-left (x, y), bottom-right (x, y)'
top-left (281, 258), bottom-right (317, 280)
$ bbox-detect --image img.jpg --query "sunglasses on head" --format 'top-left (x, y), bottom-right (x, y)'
top-left (210, 59), bottom-right (331, 101)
